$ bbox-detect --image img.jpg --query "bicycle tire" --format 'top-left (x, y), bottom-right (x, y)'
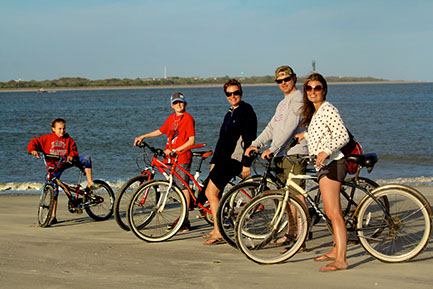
top-left (38, 184), bottom-right (55, 227)
top-left (128, 179), bottom-right (187, 242)
top-left (84, 180), bottom-right (115, 221)
top-left (217, 182), bottom-right (262, 248)
top-left (356, 185), bottom-right (432, 262)
top-left (114, 174), bottom-right (150, 231)
top-left (235, 192), bottom-right (309, 264)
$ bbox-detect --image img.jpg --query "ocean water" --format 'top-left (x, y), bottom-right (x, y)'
top-left (1, 82), bottom-right (432, 194)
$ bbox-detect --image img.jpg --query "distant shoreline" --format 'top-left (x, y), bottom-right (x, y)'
top-left (0, 80), bottom-right (431, 93)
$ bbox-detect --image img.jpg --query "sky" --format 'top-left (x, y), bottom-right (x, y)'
top-left (1, 0), bottom-right (432, 82)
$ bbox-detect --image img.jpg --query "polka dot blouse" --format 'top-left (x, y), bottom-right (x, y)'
top-left (304, 101), bottom-right (349, 165)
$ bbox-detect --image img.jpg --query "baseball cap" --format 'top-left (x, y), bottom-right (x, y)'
top-left (170, 92), bottom-right (186, 103)
top-left (275, 65), bottom-right (295, 79)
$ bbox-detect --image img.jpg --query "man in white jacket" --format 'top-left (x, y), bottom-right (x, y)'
top-left (245, 65), bottom-right (309, 245)
top-left (246, 65), bottom-right (308, 181)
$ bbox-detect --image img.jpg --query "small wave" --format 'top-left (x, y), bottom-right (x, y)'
top-left (375, 176), bottom-right (433, 186)
top-left (0, 180), bottom-right (127, 193)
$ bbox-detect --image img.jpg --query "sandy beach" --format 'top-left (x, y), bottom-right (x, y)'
top-left (1, 187), bottom-right (432, 289)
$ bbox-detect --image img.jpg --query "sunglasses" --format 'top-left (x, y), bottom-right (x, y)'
top-left (275, 76), bottom-right (292, 84)
top-left (225, 90), bottom-right (242, 97)
top-left (306, 85), bottom-right (323, 92)
top-left (172, 100), bottom-right (184, 105)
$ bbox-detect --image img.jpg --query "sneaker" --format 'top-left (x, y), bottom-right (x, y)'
top-left (179, 220), bottom-right (191, 232)
top-left (49, 217), bottom-right (58, 225)
top-left (167, 218), bottom-right (190, 232)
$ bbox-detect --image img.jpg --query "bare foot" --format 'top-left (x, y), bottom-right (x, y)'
top-left (319, 261), bottom-right (348, 272)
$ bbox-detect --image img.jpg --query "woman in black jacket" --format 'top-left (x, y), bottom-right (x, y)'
top-left (203, 79), bottom-right (257, 245)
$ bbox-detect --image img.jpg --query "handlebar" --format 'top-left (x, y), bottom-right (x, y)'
top-left (137, 141), bottom-right (207, 157)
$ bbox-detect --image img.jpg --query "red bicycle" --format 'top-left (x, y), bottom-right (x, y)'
top-left (127, 142), bottom-right (227, 242)
top-left (114, 141), bottom-right (214, 232)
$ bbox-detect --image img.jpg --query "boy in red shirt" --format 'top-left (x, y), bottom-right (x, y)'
top-left (134, 92), bottom-right (195, 231)
top-left (27, 118), bottom-right (100, 225)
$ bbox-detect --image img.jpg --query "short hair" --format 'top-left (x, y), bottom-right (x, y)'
top-left (223, 79), bottom-right (243, 95)
top-left (50, 118), bottom-right (66, 128)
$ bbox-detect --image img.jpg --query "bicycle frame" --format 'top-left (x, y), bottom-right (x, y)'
top-left (137, 143), bottom-right (212, 214)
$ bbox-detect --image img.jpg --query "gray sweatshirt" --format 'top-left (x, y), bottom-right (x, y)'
top-left (251, 89), bottom-right (308, 157)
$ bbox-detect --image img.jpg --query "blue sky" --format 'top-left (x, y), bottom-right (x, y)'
top-left (1, 0), bottom-right (432, 81)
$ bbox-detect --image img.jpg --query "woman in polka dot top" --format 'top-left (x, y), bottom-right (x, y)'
top-left (295, 73), bottom-right (349, 272)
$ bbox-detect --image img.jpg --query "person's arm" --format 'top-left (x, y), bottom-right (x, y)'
top-left (66, 137), bottom-right (78, 162)
top-left (321, 104), bottom-right (349, 157)
top-left (165, 136), bottom-right (195, 156)
top-left (134, 129), bottom-right (163, 147)
top-left (241, 106), bottom-right (258, 169)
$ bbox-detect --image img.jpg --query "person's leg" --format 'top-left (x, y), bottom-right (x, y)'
top-left (203, 179), bottom-right (222, 244)
top-left (319, 176), bottom-right (348, 271)
top-left (172, 163), bottom-right (192, 230)
top-left (77, 156), bottom-right (98, 188)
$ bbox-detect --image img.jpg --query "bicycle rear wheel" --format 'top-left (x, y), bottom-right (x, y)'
top-left (84, 180), bottom-right (115, 221)
top-left (114, 174), bottom-right (150, 231)
top-left (38, 184), bottom-right (55, 227)
top-left (235, 192), bottom-right (309, 264)
top-left (356, 185), bottom-right (432, 262)
top-left (128, 179), bottom-right (187, 242)
top-left (217, 182), bottom-right (262, 248)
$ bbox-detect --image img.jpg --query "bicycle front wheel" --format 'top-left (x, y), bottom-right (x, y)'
top-left (128, 180), bottom-right (187, 242)
top-left (38, 184), bottom-right (55, 227)
top-left (84, 180), bottom-right (115, 221)
top-left (217, 182), bottom-right (261, 248)
top-left (235, 192), bottom-right (309, 264)
top-left (356, 186), bottom-right (432, 262)
top-left (114, 174), bottom-right (150, 231)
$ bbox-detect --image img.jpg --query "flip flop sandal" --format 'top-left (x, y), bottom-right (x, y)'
top-left (319, 264), bottom-right (348, 272)
top-left (203, 238), bottom-right (225, 245)
top-left (88, 183), bottom-right (102, 191)
top-left (271, 234), bottom-right (296, 246)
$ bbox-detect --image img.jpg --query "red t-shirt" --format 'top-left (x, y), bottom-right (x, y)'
top-left (27, 132), bottom-right (79, 170)
top-left (159, 112), bottom-right (195, 164)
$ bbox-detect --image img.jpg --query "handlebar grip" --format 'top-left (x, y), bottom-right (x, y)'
top-left (176, 143), bottom-right (207, 155)
top-left (249, 150), bottom-right (260, 158)
top-left (288, 137), bottom-right (299, 149)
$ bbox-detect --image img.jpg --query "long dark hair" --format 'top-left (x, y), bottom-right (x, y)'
top-left (300, 73), bottom-right (328, 127)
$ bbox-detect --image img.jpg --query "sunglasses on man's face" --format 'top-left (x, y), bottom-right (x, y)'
top-left (275, 76), bottom-right (292, 84)
top-left (225, 90), bottom-right (242, 97)
top-left (305, 85), bottom-right (323, 93)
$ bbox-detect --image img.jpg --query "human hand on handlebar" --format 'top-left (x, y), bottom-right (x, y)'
top-left (134, 136), bottom-right (145, 147)
top-left (245, 146), bottom-right (258, 157)
top-left (260, 149), bottom-right (273, 160)
top-left (295, 133), bottom-right (304, 142)
top-left (31, 150), bottom-right (40, 158)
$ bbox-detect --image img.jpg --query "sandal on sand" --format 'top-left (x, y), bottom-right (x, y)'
top-left (271, 234), bottom-right (296, 246)
top-left (88, 183), bottom-right (101, 191)
top-left (319, 264), bottom-right (348, 272)
top-left (281, 243), bottom-right (308, 254)
top-left (203, 238), bottom-right (225, 245)
top-left (314, 254), bottom-right (335, 262)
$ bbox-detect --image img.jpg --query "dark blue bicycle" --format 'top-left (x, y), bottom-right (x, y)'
top-left (35, 153), bottom-right (115, 227)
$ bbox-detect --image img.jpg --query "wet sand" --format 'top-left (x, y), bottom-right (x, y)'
top-left (0, 187), bottom-right (432, 289)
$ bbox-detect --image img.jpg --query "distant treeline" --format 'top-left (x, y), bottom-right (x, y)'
top-left (0, 75), bottom-right (387, 89)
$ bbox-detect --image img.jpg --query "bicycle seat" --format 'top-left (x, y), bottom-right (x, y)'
top-left (346, 153), bottom-right (378, 168)
top-left (193, 150), bottom-right (213, 159)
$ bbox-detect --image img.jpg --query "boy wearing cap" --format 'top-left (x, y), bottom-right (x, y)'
top-left (134, 92), bottom-right (195, 231)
